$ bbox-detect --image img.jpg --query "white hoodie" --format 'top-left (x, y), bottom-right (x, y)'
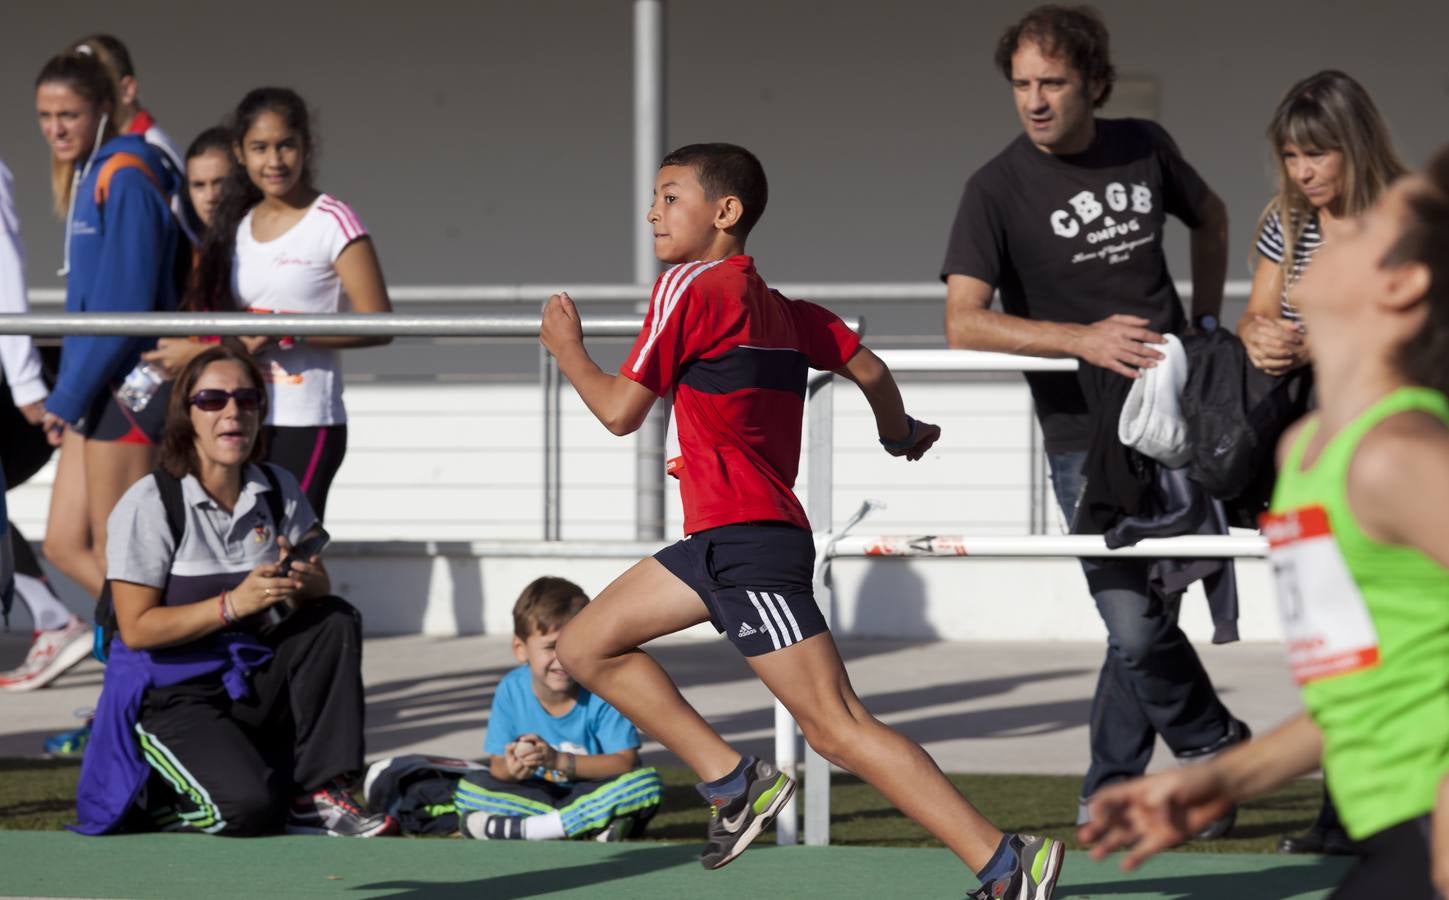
top-left (0, 160), bottom-right (47, 408)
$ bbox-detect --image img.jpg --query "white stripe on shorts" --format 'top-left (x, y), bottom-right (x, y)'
top-left (771, 592), bottom-right (805, 643)
top-left (752, 590), bottom-right (796, 649)
top-left (746, 590), bottom-right (782, 651)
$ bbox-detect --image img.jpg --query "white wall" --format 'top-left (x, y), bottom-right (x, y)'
top-left (6, 379), bottom-right (1282, 644)
top-left (6, 380), bottom-right (1044, 540)
top-left (2, 1), bottom-right (1445, 291)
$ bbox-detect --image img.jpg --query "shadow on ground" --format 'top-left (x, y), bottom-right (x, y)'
top-left (354, 843), bottom-right (700, 899)
top-left (1067, 858), bottom-right (1351, 899)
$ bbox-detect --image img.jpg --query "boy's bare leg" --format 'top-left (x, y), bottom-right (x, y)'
top-left (748, 630), bottom-right (1002, 871)
top-left (556, 557), bottom-right (744, 782)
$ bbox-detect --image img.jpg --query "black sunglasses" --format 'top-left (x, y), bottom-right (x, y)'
top-left (189, 388), bottom-right (262, 412)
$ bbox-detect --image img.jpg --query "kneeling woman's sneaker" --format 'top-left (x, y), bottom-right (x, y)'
top-left (287, 781), bottom-right (399, 837)
top-left (699, 759), bottom-right (796, 870)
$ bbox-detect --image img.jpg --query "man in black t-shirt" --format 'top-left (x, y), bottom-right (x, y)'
top-left (942, 5), bottom-right (1245, 827)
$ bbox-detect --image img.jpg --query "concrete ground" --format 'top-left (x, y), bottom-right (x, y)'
top-left (0, 631), bottom-right (1301, 775)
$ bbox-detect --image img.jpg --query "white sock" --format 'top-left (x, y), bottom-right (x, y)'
top-left (522, 811), bottom-right (565, 841)
top-left (14, 574), bottom-right (73, 632)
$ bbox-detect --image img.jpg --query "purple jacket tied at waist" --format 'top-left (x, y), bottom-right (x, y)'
top-left (72, 634), bottom-right (273, 835)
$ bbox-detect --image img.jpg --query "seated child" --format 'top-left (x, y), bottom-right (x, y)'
top-left (457, 576), bottom-right (662, 841)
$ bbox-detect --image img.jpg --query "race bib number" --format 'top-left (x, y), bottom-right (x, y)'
top-left (1261, 505), bottom-right (1381, 685)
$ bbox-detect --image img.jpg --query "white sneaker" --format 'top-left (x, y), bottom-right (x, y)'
top-left (0, 616), bottom-right (92, 691)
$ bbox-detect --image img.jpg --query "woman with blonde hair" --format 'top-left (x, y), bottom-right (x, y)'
top-left (34, 50), bottom-right (180, 610)
top-left (1239, 70), bottom-right (1407, 376)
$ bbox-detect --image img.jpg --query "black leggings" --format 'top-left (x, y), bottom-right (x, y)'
top-left (0, 347), bottom-right (58, 488)
top-left (1332, 815), bottom-right (1440, 900)
top-left (0, 399), bottom-right (53, 490)
top-left (263, 425), bottom-right (347, 522)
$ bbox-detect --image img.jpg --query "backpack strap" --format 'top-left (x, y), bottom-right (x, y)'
top-left (95, 469), bottom-right (187, 663)
top-left (150, 469), bottom-right (188, 550)
top-left (94, 152), bottom-right (161, 207)
top-left (258, 463), bottom-right (288, 533)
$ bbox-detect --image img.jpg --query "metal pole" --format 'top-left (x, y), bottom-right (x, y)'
top-left (634, 0), bottom-right (667, 541)
top-left (24, 279), bottom-right (1253, 307)
top-left (0, 313), bottom-right (653, 337)
top-left (828, 533), bottom-right (1268, 559)
top-left (541, 346), bottom-right (562, 541)
top-left (802, 373), bottom-right (835, 846)
top-left (773, 701), bottom-right (799, 845)
top-left (1027, 399), bottom-right (1040, 536)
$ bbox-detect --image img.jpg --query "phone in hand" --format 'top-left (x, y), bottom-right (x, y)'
top-left (279, 526), bottom-right (330, 576)
top-left (265, 526), bottom-right (331, 628)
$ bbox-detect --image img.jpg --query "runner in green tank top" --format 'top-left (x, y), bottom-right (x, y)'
top-left (1079, 147), bottom-right (1449, 900)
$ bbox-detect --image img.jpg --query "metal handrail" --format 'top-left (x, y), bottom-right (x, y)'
top-left (23, 278), bottom-right (1254, 307)
top-left (0, 313), bottom-right (644, 337)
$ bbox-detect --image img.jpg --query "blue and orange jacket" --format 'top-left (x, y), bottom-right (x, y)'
top-left (45, 134), bottom-right (179, 427)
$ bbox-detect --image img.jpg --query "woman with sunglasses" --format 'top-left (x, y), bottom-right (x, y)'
top-left (74, 345), bottom-right (395, 838)
top-left (192, 87), bottom-right (392, 521)
top-left (1081, 148), bottom-right (1449, 899)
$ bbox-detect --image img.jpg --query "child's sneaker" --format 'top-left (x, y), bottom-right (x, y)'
top-left (0, 616), bottom-right (92, 691)
top-left (286, 780), bottom-right (398, 837)
top-left (462, 811), bottom-right (525, 840)
top-left (968, 833), bottom-right (1064, 900)
top-left (698, 759), bottom-right (796, 870)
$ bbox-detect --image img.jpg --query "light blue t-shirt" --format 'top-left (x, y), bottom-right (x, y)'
top-left (484, 664), bottom-right (639, 760)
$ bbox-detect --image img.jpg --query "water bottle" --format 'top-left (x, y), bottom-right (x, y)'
top-left (117, 361), bottom-right (165, 412)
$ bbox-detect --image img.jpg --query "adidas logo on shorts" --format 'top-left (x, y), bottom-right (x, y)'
top-left (737, 622), bottom-right (758, 638)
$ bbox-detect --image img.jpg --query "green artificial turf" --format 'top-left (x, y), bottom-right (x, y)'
top-left (1, 758), bottom-right (1323, 855)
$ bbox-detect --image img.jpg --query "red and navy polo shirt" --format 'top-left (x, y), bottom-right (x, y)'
top-left (622, 255), bottom-right (860, 535)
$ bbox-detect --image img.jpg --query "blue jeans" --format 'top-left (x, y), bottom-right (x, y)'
top-left (1048, 450), bottom-right (1234, 798)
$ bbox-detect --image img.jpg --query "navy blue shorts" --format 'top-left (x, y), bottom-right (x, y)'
top-left (78, 381), bottom-right (170, 444)
top-left (655, 523), bottom-right (827, 657)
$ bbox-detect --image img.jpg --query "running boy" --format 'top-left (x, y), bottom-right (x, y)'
top-left (540, 143), bottom-right (1063, 898)
top-left (458, 576), bottom-right (662, 841)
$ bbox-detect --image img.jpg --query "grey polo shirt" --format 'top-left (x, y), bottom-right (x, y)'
top-left (106, 464), bottom-right (317, 604)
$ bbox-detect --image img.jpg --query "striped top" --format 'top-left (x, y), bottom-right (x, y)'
top-left (1255, 209), bottom-right (1322, 324)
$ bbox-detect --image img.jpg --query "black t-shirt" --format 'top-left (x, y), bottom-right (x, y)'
top-left (941, 118), bottom-right (1212, 452)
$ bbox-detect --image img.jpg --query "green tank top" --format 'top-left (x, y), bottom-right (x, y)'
top-left (1264, 387), bottom-right (1449, 838)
